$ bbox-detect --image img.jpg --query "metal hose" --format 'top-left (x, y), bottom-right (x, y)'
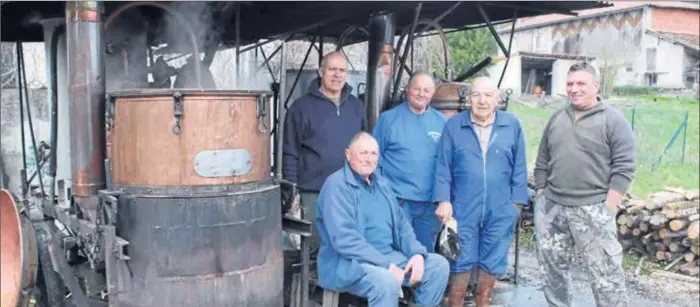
top-left (104, 1), bottom-right (203, 89)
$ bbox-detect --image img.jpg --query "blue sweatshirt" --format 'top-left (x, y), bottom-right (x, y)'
top-left (282, 78), bottom-right (367, 192)
top-left (372, 102), bottom-right (447, 202)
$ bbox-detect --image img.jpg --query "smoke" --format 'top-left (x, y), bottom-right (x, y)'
top-left (104, 7), bottom-right (149, 92)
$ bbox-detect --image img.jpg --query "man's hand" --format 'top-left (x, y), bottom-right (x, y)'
top-left (404, 255), bottom-right (425, 286)
top-left (388, 263), bottom-right (405, 285)
top-left (536, 189), bottom-right (544, 196)
top-left (436, 202), bottom-right (453, 224)
top-left (605, 189), bottom-right (623, 213)
top-left (514, 203), bottom-right (522, 214)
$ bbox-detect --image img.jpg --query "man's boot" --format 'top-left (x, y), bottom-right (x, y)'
top-left (448, 272), bottom-right (470, 307)
top-left (475, 271), bottom-right (497, 307)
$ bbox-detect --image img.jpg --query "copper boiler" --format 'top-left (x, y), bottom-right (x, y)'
top-left (431, 81), bottom-right (470, 118)
top-left (107, 89), bottom-right (272, 187)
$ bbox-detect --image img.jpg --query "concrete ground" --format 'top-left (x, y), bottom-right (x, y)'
top-left (480, 248), bottom-right (700, 307)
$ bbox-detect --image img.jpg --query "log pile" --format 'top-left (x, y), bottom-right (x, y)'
top-left (617, 188), bottom-right (700, 277)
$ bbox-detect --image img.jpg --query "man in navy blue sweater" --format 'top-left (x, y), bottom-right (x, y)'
top-left (282, 51), bottom-right (367, 254)
top-left (372, 72), bottom-right (448, 253)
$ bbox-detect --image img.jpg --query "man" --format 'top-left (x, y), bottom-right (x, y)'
top-left (433, 76), bottom-right (529, 307)
top-left (282, 51), bottom-right (367, 253)
top-left (533, 62), bottom-right (636, 307)
top-left (315, 132), bottom-right (450, 307)
top-left (372, 72), bottom-right (447, 252)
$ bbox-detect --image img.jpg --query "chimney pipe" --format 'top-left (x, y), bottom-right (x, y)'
top-left (364, 12), bottom-right (395, 132)
top-left (66, 1), bottom-right (106, 199)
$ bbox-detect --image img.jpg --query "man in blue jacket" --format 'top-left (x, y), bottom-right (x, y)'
top-left (316, 132), bottom-right (449, 307)
top-left (373, 72), bottom-right (448, 253)
top-left (283, 51), bottom-right (367, 253)
top-left (433, 77), bottom-right (529, 307)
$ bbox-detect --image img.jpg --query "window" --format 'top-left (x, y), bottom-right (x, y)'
top-left (646, 48), bottom-right (657, 71)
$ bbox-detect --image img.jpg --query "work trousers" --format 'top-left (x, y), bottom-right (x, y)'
top-left (300, 191), bottom-right (321, 256)
top-left (343, 253), bottom-right (450, 307)
top-left (534, 196), bottom-right (627, 307)
top-left (399, 199), bottom-right (442, 253)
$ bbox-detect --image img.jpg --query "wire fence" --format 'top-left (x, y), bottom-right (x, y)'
top-left (623, 106), bottom-right (698, 171)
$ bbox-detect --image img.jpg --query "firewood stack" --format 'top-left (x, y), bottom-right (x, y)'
top-left (617, 188), bottom-right (700, 277)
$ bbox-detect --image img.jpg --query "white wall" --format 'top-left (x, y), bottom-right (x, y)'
top-left (488, 42), bottom-right (522, 95)
top-left (641, 33), bottom-right (687, 88)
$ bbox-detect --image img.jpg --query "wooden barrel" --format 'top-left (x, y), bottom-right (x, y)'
top-left (0, 189), bottom-right (39, 307)
top-left (108, 89), bottom-right (272, 187)
top-left (431, 81), bottom-right (470, 119)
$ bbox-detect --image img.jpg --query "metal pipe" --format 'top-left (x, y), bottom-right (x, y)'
top-left (477, 4), bottom-right (509, 57)
top-left (15, 42), bottom-right (28, 197)
top-left (235, 3), bottom-right (241, 83)
top-left (454, 57), bottom-right (494, 82)
top-left (284, 37), bottom-right (317, 109)
top-left (365, 12), bottom-right (395, 131)
top-left (66, 1), bottom-right (106, 197)
top-left (275, 43), bottom-right (287, 179)
top-left (498, 10), bottom-right (518, 88)
top-left (19, 42), bottom-right (46, 197)
top-left (49, 24), bottom-right (66, 213)
top-left (391, 3), bottom-right (422, 104)
top-left (104, 1), bottom-right (203, 88)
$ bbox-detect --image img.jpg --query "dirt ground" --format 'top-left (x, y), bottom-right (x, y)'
top-left (481, 248), bottom-right (700, 307)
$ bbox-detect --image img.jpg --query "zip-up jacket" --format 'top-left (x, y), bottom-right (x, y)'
top-left (282, 78), bottom-right (367, 192)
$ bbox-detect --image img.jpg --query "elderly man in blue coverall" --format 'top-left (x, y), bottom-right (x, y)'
top-left (373, 71), bottom-right (447, 253)
top-left (315, 131), bottom-right (450, 307)
top-left (433, 77), bottom-right (529, 307)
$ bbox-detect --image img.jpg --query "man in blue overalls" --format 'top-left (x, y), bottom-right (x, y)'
top-left (432, 77), bottom-right (529, 307)
top-left (373, 72), bottom-right (448, 253)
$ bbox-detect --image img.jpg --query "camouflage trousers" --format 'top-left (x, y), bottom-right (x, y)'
top-left (534, 195), bottom-right (627, 307)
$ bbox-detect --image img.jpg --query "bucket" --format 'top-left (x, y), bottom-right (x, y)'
top-left (0, 189), bottom-right (39, 307)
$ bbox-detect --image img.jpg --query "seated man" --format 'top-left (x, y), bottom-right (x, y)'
top-left (315, 131), bottom-right (450, 307)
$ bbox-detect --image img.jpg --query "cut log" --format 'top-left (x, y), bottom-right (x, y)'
top-left (663, 206), bottom-right (700, 219)
top-left (668, 242), bottom-right (685, 253)
top-left (647, 191), bottom-right (687, 210)
top-left (639, 222), bottom-right (650, 233)
top-left (689, 213), bottom-right (700, 222)
top-left (684, 252), bottom-right (696, 263)
top-left (678, 262), bottom-right (700, 277)
top-left (632, 228), bottom-right (644, 237)
top-left (691, 245), bottom-right (699, 255)
top-left (682, 237), bottom-right (692, 247)
top-left (649, 213), bottom-right (669, 228)
top-left (663, 253), bottom-right (686, 270)
top-left (626, 214), bottom-right (642, 228)
top-left (619, 225), bottom-right (631, 236)
top-left (669, 219), bottom-right (691, 232)
top-left (656, 251), bottom-right (666, 261)
top-left (617, 214), bottom-right (629, 225)
top-left (659, 228), bottom-right (688, 240)
top-left (684, 189), bottom-right (700, 201)
top-left (626, 200), bottom-right (648, 213)
top-left (687, 220), bottom-right (699, 240)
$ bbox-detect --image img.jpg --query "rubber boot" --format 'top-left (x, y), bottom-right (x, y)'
top-left (448, 272), bottom-right (470, 307)
top-left (475, 270), bottom-right (497, 307)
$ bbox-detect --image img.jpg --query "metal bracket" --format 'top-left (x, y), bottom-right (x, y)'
top-left (256, 94), bottom-right (269, 133)
top-left (106, 94), bottom-right (116, 132)
top-left (458, 84), bottom-right (470, 112)
top-left (171, 91), bottom-right (183, 135)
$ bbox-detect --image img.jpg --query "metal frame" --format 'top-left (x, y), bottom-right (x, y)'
top-left (4, 2), bottom-right (550, 306)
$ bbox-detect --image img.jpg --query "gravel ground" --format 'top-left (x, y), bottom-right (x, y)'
top-left (480, 248), bottom-right (700, 307)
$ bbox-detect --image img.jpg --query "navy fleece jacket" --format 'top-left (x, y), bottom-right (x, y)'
top-left (282, 78), bottom-right (367, 192)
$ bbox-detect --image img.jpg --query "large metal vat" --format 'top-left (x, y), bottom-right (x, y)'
top-left (105, 89), bottom-right (283, 307)
top-left (111, 181), bottom-right (283, 307)
top-left (108, 89), bottom-right (272, 186)
top-left (0, 189), bottom-right (39, 307)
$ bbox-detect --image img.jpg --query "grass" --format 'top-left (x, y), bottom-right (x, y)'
top-left (510, 95), bottom-right (699, 198)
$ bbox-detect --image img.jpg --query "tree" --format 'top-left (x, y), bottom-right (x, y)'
top-left (581, 27), bottom-right (637, 98)
top-left (435, 28), bottom-right (499, 81)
